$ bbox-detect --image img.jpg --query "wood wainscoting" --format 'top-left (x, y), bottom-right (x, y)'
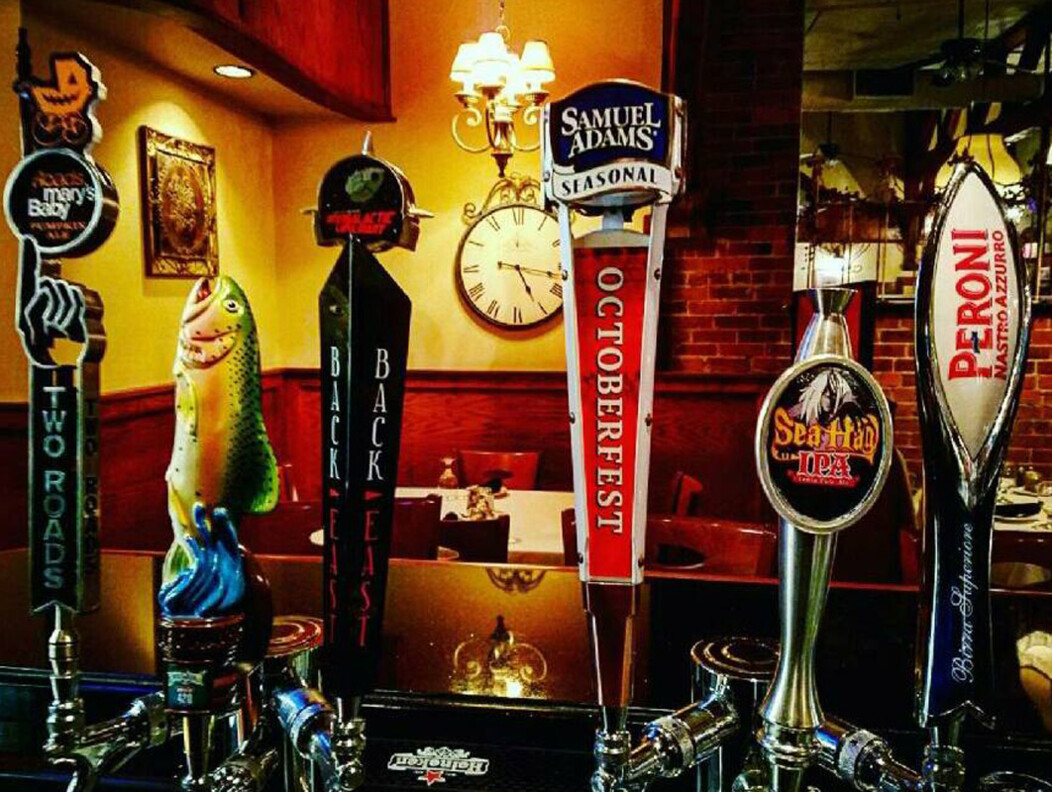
top-left (0, 369), bottom-right (774, 552)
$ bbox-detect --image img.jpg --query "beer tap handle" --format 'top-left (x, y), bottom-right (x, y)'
top-left (816, 716), bottom-right (923, 792)
top-left (754, 288), bottom-right (893, 792)
top-left (912, 162), bottom-right (1031, 769)
top-left (541, 79), bottom-right (687, 792)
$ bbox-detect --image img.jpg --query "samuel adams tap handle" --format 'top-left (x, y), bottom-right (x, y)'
top-left (541, 81), bottom-right (686, 792)
top-left (914, 163), bottom-right (1031, 738)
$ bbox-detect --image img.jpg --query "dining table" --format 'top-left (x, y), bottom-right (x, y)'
top-left (994, 485), bottom-right (1052, 533)
top-left (992, 484), bottom-right (1052, 588)
top-left (309, 487), bottom-right (576, 566)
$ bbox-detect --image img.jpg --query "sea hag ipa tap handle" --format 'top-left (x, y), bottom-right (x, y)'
top-left (542, 81), bottom-right (685, 792)
top-left (754, 288), bottom-right (893, 792)
top-left (913, 162), bottom-right (1031, 787)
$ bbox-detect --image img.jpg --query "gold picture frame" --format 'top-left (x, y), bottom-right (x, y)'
top-left (138, 126), bottom-right (218, 278)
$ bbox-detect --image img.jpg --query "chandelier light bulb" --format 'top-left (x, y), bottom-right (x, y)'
top-left (520, 40), bottom-right (554, 84)
top-left (450, 42), bottom-right (479, 82)
top-left (449, 15), bottom-right (556, 175)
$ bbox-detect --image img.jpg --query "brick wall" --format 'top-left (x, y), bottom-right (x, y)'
top-left (876, 311), bottom-right (1052, 484)
top-left (660, 0), bottom-right (1049, 483)
top-left (660, 0), bottom-right (802, 376)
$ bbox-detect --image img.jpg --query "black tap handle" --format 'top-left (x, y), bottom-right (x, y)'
top-left (319, 239), bottom-right (411, 698)
top-left (914, 162), bottom-right (1031, 727)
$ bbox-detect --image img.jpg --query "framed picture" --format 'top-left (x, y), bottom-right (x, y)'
top-left (138, 126), bottom-right (218, 277)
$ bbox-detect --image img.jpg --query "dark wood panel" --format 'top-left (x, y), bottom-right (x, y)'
top-left (0, 369), bottom-right (774, 552)
top-left (92, 0), bottom-right (392, 120)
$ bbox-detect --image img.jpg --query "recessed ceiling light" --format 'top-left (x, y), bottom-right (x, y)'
top-left (213, 64), bottom-right (255, 79)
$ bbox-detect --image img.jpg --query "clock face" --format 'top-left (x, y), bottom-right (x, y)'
top-left (456, 203), bottom-right (564, 329)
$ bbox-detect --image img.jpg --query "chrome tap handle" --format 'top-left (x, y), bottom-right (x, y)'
top-left (755, 288), bottom-right (893, 792)
top-left (816, 716), bottom-right (923, 792)
top-left (43, 606), bottom-right (173, 792)
top-left (593, 638), bottom-right (779, 792)
top-left (273, 685), bottom-right (364, 792)
top-left (207, 715), bottom-right (280, 792)
top-left (757, 528), bottom-right (835, 778)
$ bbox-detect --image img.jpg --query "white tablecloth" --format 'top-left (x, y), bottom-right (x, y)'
top-left (398, 487), bottom-right (574, 565)
top-left (994, 488), bottom-right (1052, 533)
top-left (309, 488), bottom-right (575, 565)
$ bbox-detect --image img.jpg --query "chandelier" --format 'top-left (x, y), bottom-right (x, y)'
top-left (448, 0), bottom-right (555, 176)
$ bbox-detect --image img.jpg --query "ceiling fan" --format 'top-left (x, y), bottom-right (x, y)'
top-left (919, 0), bottom-right (1037, 87)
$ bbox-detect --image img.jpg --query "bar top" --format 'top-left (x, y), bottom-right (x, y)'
top-left (0, 549), bottom-right (1050, 739)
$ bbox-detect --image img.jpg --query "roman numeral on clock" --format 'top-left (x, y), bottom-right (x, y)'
top-left (468, 283), bottom-right (485, 300)
top-left (486, 215), bottom-right (501, 232)
top-left (486, 300), bottom-right (500, 318)
top-left (550, 282), bottom-right (563, 298)
top-left (512, 306), bottom-right (523, 324)
top-left (463, 263), bottom-right (480, 274)
top-left (512, 206), bottom-right (525, 226)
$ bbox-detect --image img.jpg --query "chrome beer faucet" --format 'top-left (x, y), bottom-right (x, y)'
top-left (44, 606), bottom-right (173, 792)
top-left (753, 287), bottom-right (894, 792)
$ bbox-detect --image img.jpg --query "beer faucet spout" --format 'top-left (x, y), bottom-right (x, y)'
top-left (273, 684), bottom-right (365, 792)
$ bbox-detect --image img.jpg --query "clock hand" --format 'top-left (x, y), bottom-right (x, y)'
top-left (509, 263), bottom-right (538, 303)
top-left (497, 261), bottom-right (561, 280)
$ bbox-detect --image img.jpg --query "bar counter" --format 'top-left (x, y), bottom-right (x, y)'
top-left (0, 549), bottom-right (1049, 789)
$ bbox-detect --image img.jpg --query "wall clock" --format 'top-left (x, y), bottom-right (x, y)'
top-left (456, 175), bottom-right (563, 330)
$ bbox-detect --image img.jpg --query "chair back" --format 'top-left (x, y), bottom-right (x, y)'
top-left (561, 507), bottom-right (578, 566)
top-left (668, 471), bottom-right (703, 516)
top-left (992, 531), bottom-right (1052, 588)
top-left (645, 515), bottom-right (777, 577)
top-left (240, 501), bottom-right (321, 555)
top-left (242, 497), bottom-right (444, 559)
top-left (835, 449), bottom-right (916, 583)
top-left (390, 496), bottom-right (442, 560)
top-left (457, 450), bottom-right (541, 490)
top-left (277, 462), bottom-right (300, 502)
top-left (439, 514), bottom-right (511, 563)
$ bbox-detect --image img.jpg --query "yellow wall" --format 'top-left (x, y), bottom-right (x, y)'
top-left (270, 0), bottom-right (663, 372)
top-left (0, 2), bottom-right (279, 400)
top-left (0, 0), bottom-right (26, 400)
top-left (0, 0), bottom-right (663, 399)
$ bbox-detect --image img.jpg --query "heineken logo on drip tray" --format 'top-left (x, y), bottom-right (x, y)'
top-left (387, 746), bottom-right (491, 786)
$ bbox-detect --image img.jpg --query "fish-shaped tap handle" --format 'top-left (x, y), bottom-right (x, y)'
top-left (914, 162), bottom-right (1031, 728)
top-left (162, 275), bottom-right (279, 618)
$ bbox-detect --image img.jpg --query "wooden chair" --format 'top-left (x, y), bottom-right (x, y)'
top-left (645, 515), bottom-right (778, 577)
top-left (561, 507), bottom-right (579, 566)
top-left (240, 501), bottom-right (321, 555)
top-left (834, 449), bottom-right (917, 583)
top-left (457, 450), bottom-right (541, 490)
top-left (242, 496), bottom-right (443, 559)
top-left (668, 471), bottom-right (704, 516)
top-left (390, 496), bottom-right (442, 560)
top-left (992, 530), bottom-right (1052, 588)
top-left (439, 514), bottom-right (511, 563)
top-left (277, 462), bottom-right (300, 502)
top-left (561, 511), bottom-right (776, 577)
